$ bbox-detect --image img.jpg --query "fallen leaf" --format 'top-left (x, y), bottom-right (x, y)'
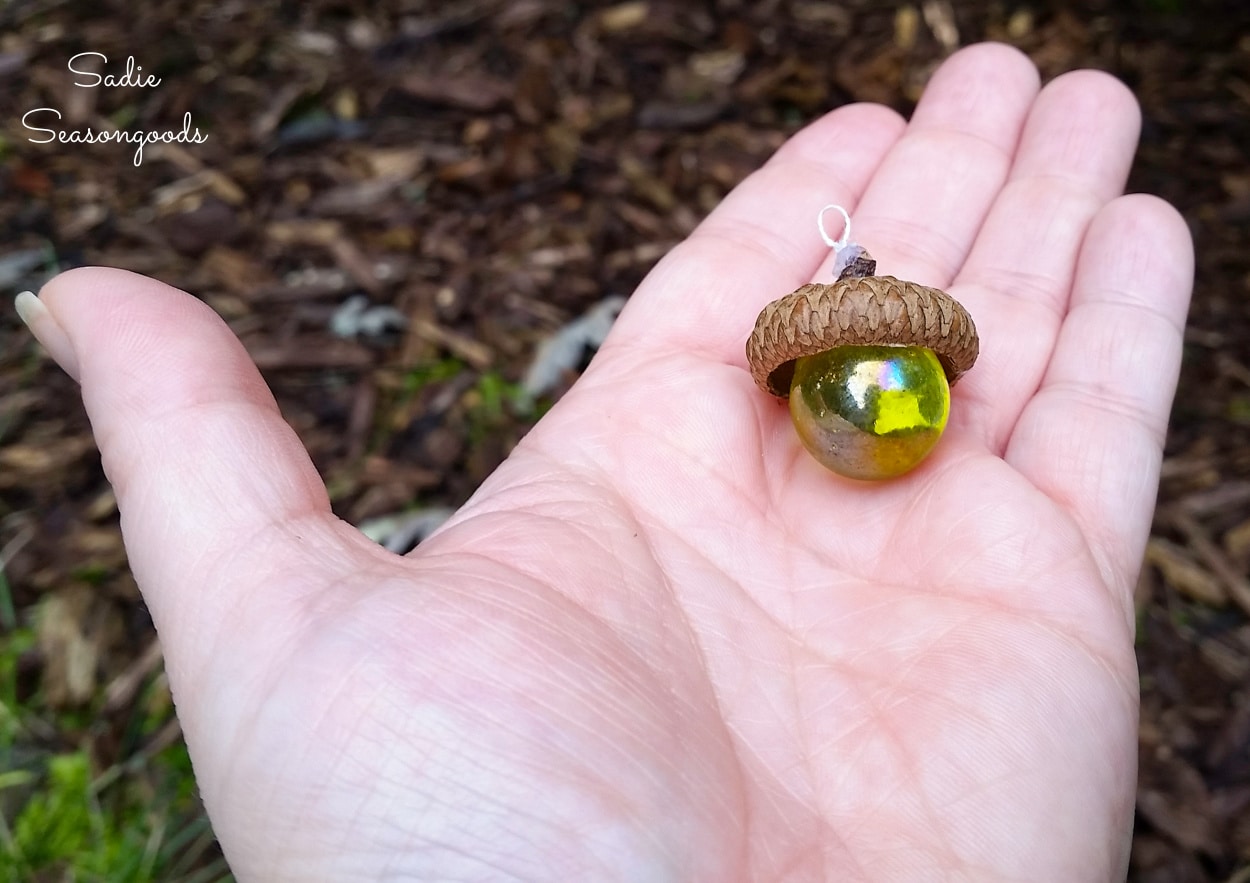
top-left (522, 296), bottom-right (626, 398)
top-left (36, 586), bottom-right (120, 708)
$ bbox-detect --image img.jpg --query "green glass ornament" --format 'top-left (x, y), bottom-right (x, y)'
top-left (789, 345), bottom-right (950, 480)
top-left (744, 205), bottom-right (980, 481)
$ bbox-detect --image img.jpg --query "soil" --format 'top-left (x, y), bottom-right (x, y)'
top-left (0, 1), bottom-right (1247, 879)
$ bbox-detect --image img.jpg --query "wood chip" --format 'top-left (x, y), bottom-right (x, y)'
top-left (408, 318), bottom-right (493, 369)
top-left (1177, 480), bottom-right (1250, 517)
top-left (399, 72), bottom-right (513, 112)
top-left (1138, 784), bottom-right (1220, 855)
top-left (0, 436), bottom-right (94, 486)
top-left (1225, 518), bottom-right (1250, 568)
top-left (1145, 536), bottom-right (1227, 606)
top-left (102, 638), bottom-right (164, 714)
top-left (248, 340), bottom-right (375, 370)
top-left (895, 5), bottom-right (920, 49)
top-left (598, 2), bottom-right (649, 32)
top-left (922, 0), bottom-right (960, 52)
top-left (1167, 509), bottom-right (1250, 617)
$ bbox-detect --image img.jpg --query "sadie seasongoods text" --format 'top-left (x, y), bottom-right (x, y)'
top-left (21, 53), bottom-right (207, 167)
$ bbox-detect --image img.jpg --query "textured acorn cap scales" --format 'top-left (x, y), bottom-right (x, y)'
top-left (746, 275), bottom-right (980, 397)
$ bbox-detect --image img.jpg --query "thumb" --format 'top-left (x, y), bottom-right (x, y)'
top-left (20, 267), bottom-right (361, 692)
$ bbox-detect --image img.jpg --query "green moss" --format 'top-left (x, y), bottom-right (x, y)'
top-left (0, 628), bottom-right (35, 747)
top-left (71, 564), bottom-right (112, 586)
top-left (2, 742), bottom-right (222, 882)
top-left (403, 358), bottom-right (465, 395)
top-left (464, 371), bottom-right (537, 447)
top-left (0, 571), bottom-right (16, 632)
top-left (1228, 394), bottom-right (1250, 425)
top-left (9, 752), bottom-right (94, 869)
top-left (0, 631), bottom-right (223, 880)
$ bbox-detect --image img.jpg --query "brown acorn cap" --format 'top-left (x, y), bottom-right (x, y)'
top-left (745, 275), bottom-right (979, 397)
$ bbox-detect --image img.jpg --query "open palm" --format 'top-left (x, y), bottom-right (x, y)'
top-left (28, 45), bottom-right (1191, 882)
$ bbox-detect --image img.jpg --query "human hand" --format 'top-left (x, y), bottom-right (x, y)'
top-left (21, 43), bottom-right (1192, 882)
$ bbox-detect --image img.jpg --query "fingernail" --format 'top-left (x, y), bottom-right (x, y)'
top-left (15, 291), bottom-right (81, 383)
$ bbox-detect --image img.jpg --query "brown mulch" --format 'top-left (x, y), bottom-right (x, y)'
top-left (1, 1), bottom-right (1248, 879)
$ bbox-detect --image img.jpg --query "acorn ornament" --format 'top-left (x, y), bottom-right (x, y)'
top-left (745, 206), bottom-right (979, 480)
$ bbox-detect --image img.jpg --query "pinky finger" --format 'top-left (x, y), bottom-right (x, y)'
top-left (1004, 194), bottom-right (1194, 609)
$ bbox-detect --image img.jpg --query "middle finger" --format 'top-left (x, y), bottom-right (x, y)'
top-left (951, 70), bottom-right (1141, 452)
top-left (813, 43), bottom-right (1041, 286)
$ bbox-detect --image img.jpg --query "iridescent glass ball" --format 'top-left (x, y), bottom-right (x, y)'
top-left (789, 344), bottom-right (950, 480)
